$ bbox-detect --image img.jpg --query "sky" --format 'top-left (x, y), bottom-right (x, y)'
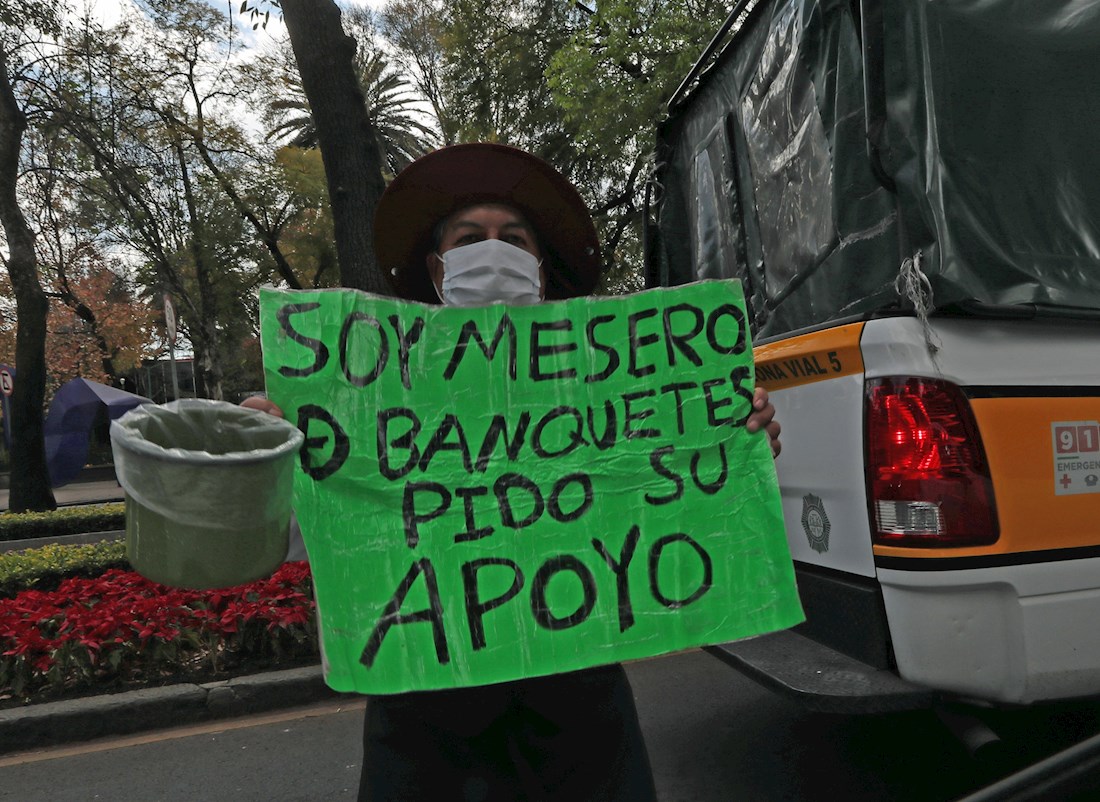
top-left (83, 0), bottom-right (387, 47)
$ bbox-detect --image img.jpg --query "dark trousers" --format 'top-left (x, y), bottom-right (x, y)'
top-left (358, 663), bottom-right (657, 801)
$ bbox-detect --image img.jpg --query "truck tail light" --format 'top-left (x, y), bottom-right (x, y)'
top-left (865, 377), bottom-right (999, 547)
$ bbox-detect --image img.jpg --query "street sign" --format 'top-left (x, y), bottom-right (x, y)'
top-left (164, 294), bottom-right (177, 346)
top-left (163, 295), bottom-right (181, 400)
top-left (0, 364), bottom-right (13, 451)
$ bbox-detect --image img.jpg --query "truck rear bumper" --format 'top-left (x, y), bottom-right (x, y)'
top-left (879, 554), bottom-right (1100, 704)
top-left (706, 628), bottom-right (935, 714)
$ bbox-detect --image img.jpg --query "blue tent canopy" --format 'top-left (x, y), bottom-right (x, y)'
top-left (45, 379), bottom-right (150, 488)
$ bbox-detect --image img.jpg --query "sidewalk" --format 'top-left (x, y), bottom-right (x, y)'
top-left (0, 472), bottom-right (125, 512)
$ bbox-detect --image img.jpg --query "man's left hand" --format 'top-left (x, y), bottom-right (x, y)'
top-left (746, 387), bottom-right (781, 458)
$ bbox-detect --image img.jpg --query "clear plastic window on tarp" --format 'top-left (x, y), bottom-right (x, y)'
top-left (738, 0), bottom-right (834, 301)
top-left (654, 0), bottom-right (899, 336)
top-left (691, 128), bottom-right (742, 282)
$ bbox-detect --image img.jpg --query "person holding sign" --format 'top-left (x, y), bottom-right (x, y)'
top-left (246, 143), bottom-right (784, 802)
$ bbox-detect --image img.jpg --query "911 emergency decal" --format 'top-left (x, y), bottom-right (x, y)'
top-left (1053, 420), bottom-right (1100, 496)
top-left (801, 494), bottom-right (831, 553)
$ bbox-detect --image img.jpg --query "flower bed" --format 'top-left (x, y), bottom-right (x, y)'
top-left (0, 561), bottom-right (317, 705)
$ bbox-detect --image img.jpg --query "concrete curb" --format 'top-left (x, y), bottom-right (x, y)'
top-left (0, 663), bottom-right (351, 754)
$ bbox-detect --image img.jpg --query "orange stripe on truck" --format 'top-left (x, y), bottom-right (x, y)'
top-left (754, 322), bottom-right (865, 391)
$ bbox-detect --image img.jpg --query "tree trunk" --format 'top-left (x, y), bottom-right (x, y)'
top-left (0, 46), bottom-right (56, 511)
top-left (68, 296), bottom-right (119, 383)
top-left (281, 0), bottom-right (390, 295)
top-left (175, 137), bottom-right (224, 400)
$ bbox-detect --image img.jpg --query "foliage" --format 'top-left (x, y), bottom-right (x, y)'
top-left (353, 52), bottom-right (439, 177)
top-left (430, 0), bottom-right (646, 292)
top-left (31, 0), bottom-right (325, 399)
top-left (439, 0), bottom-right (580, 161)
top-left (44, 265), bottom-right (158, 394)
top-left (381, 0), bottom-right (730, 294)
top-left (0, 0), bottom-right (60, 35)
top-left (547, 1), bottom-right (731, 157)
top-left (0, 272), bottom-right (14, 366)
top-left (0, 561), bottom-right (316, 701)
top-left (268, 147), bottom-right (339, 289)
top-left (379, 0), bottom-right (454, 145)
top-left (263, 11), bottom-right (437, 178)
top-left (0, 503), bottom-right (125, 542)
top-left (262, 0), bottom-right (392, 294)
top-left (0, 0), bottom-right (739, 457)
top-left (1, 3), bottom-right (56, 513)
top-left (0, 539), bottom-right (128, 598)
top-left (546, 1), bottom-right (732, 293)
top-left (239, 0), bottom-right (730, 295)
top-left (0, 251), bottom-right (158, 396)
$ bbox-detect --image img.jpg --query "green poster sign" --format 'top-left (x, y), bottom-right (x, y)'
top-left (259, 280), bottom-right (803, 695)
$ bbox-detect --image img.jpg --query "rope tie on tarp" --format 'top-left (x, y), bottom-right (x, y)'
top-left (894, 249), bottom-right (941, 357)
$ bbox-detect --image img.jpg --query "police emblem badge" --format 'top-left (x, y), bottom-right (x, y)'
top-left (801, 493), bottom-right (830, 553)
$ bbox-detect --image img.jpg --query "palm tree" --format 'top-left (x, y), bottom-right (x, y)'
top-left (268, 49), bottom-right (438, 178)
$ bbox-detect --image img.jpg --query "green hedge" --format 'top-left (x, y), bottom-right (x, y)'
top-left (0, 539), bottom-right (129, 597)
top-left (0, 503), bottom-right (125, 542)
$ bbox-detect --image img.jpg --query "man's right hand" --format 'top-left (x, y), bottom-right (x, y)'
top-left (241, 395), bottom-right (284, 418)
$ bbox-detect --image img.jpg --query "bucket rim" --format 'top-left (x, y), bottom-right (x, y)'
top-left (110, 398), bottom-right (304, 466)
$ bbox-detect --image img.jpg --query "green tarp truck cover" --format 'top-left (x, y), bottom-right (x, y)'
top-left (653, 0), bottom-right (1100, 336)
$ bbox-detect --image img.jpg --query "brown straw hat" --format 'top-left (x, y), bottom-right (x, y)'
top-left (374, 143), bottom-right (601, 303)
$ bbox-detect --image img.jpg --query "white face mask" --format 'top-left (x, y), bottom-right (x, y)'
top-left (436, 239), bottom-right (542, 307)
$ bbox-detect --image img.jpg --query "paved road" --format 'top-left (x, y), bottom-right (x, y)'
top-left (5, 482), bottom-right (1098, 799)
top-left (0, 649), bottom-right (1023, 802)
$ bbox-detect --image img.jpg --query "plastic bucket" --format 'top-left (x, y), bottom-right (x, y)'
top-left (110, 399), bottom-right (304, 590)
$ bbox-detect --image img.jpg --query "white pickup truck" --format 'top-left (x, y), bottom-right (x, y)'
top-left (648, 0), bottom-right (1100, 715)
